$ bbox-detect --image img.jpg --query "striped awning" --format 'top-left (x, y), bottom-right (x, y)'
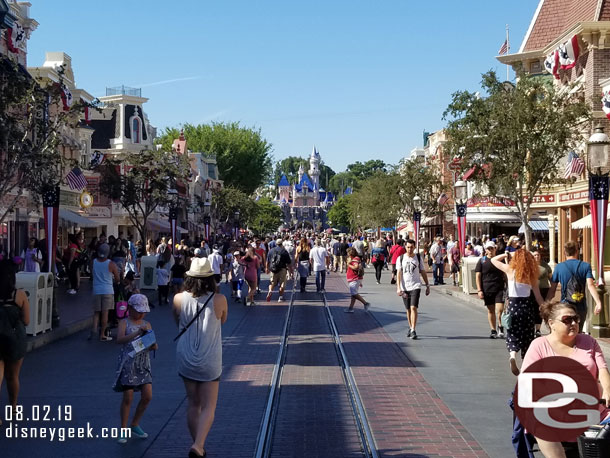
top-left (518, 220), bottom-right (554, 233)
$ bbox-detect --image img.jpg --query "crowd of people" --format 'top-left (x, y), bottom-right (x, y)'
top-left (2, 226), bottom-right (610, 457)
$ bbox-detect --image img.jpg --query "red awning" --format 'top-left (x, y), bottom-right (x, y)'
top-left (463, 166), bottom-right (476, 181)
top-left (396, 224), bottom-right (409, 231)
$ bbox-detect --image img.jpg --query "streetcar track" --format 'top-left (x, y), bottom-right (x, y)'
top-left (254, 276), bottom-right (379, 458)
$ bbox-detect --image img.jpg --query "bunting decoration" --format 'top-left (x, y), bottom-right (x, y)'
top-left (42, 187), bottom-right (60, 273)
top-left (602, 90), bottom-right (610, 120)
top-left (413, 211), bottom-right (421, 252)
top-left (589, 174), bottom-right (609, 286)
top-left (90, 150), bottom-right (105, 169)
top-left (558, 35), bottom-right (579, 70)
top-left (456, 203), bottom-right (467, 257)
top-left (6, 22), bottom-right (25, 53)
top-left (543, 35), bottom-right (579, 78)
top-left (203, 215), bottom-right (211, 241)
top-left (58, 83), bottom-right (73, 111)
top-left (544, 50), bottom-right (560, 79)
top-left (169, 208), bottom-right (178, 247)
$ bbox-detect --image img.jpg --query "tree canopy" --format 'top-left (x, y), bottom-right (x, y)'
top-left (0, 60), bottom-right (86, 225)
top-left (156, 122), bottom-right (273, 195)
top-left (273, 155), bottom-right (335, 188)
top-left (326, 195), bottom-right (352, 230)
top-left (99, 148), bottom-right (191, 242)
top-left (248, 197), bottom-right (283, 236)
top-left (443, 70), bottom-right (590, 247)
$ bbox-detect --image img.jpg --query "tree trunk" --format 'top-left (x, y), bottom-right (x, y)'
top-left (521, 212), bottom-right (532, 251)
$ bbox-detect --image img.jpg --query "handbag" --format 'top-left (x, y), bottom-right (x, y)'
top-left (115, 292), bottom-right (129, 319)
top-left (501, 310), bottom-right (512, 330)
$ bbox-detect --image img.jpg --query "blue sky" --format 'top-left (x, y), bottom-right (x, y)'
top-left (27, 0), bottom-right (537, 172)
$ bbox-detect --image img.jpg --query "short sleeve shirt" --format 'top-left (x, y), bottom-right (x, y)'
top-left (309, 246), bottom-right (328, 272)
top-left (551, 259), bottom-right (593, 302)
top-left (396, 254), bottom-right (424, 291)
top-left (475, 256), bottom-right (505, 294)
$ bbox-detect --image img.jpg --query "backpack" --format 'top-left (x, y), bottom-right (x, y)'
top-left (565, 261), bottom-right (586, 306)
top-left (269, 249), bottom-right (284, 273)
top-left (399, 253), bottom-right (422, 274)
top-left (356, 260), bottom-right (365, 278)
top-left (372, 251), bottom-right (385, 263)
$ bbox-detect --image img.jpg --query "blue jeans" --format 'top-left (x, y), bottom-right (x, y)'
top-left (434, 263), bottom-right (444, 284)
top-left (315, 270), bottom-right (326, 292)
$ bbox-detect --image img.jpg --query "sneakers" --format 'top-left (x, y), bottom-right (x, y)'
top-left (407, 329), bottom-right (412, 338)
top-left (344, 308), bottom-right (355, 313)
top-left (117, 431), bottom-right (128, 444)
top-left (131, 425), bottom-right (148, 439)
top-left (489, 330), bottom-right (497, 339)
top-left (320, 289), bottom-right (326, 294)
top-left (67, 289), bottom-right (77, 295)
top-left (266, 293), bottom-right (272, 302)
top-left (376, 281), bottom-right (380, 285)
top-left (278, 296), bottom-right (284, 302)
top-left (498, 326), bottom-right (505, 339)
top-left (410, 330), bottom-right (418, 340)
top-left (363, 302), bottom-right (370, 311)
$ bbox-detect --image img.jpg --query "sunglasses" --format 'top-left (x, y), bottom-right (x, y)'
top-left (557, 315), bottom-right (580, 326)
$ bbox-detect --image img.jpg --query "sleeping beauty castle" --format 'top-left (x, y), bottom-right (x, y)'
top-left (275, 146), bottom-right (336, 231)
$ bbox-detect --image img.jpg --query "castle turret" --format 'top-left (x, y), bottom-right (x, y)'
top-left (309, 145), bottom-right (320, 196)
top-left (298, 163), bottom-right (304, 183)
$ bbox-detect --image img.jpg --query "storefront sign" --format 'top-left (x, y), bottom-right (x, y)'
top-left (527, 194), bottom-right (555, 204)
top-left (467, 196), bottom-right (515, 207)
top-left (87, 206), bottom-right (112, 218)
top-left (559, 190), bottom-right (588, 203)
top-left (59, 190), bottom-right (80, 207)
top-left (0, 194), bottom-right (28, 208)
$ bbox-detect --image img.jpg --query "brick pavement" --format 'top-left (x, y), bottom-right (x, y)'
top-left (144, 299), bottom-right (289, 458)
top-left (271, 298), bottom-right (363, 457)
top-left (326, 273), bottom-right (489, 458)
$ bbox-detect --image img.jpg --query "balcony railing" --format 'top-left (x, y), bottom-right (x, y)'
top-left (105, 86), bottom-right (142, 97)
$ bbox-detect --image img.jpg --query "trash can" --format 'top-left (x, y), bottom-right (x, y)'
top-left (461, 256), bottom-right (481, 295)
top-left (139, 256), bottom-right (158, 290)
top-left (16, 272), bottom-right (51, 335)
top-left (44, 272), bottom-right (54, 330)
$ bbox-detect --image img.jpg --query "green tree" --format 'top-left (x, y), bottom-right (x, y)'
top-left (443, 70), bottom-right (590, 248)
top-left (209, 186), bottom-right (257, 233)
top-left (273, 156), bottom-right (308, 186)
top-left (348, 172), bottom-right (402, 230)
top-left (99, 149), bottom-right (191, 242)
top-left (328, 171), bottom-right (356, 196)
top-left (248, 197), bottom-right (283, 236)
top-left (0, 61), bottom-right (88, 224)
top-left (396, 156), bottom-right (445, 221)
top-left (347, 159), bottom-right (387, 180)
top-left (326, 195), bottom-right (352, 230)
top-left (156, 122), bottom-right (273, 195)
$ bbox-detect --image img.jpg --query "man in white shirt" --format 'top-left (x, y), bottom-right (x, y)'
top-left (310, 238), bottom-right (330, 293)
top-left (396, 239), bottom-right (430, 340)
top-left (209, 245), bottom-right (224, 284)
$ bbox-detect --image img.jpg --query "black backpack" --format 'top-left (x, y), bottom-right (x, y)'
top-left (269, 249), bottom-right (284, 273)
top-left (565, 261), bottom-right (586, 305)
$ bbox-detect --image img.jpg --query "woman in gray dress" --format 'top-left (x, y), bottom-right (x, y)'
top-left (173, 258), bottom-right (228, 458)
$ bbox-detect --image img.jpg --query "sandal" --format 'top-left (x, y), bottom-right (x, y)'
top-left (509, 357), bottom-right (520, 376)
top-left (188, 448), bottom-right (206, 458)
top-left (100, 336), bottom-right (113, 342)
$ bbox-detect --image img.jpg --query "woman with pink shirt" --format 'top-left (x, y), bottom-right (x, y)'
top-left (521, 300), bottom-right (610, 457)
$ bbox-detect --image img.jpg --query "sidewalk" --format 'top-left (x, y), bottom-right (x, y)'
top-left (439, 283), bottom-right (610, 353)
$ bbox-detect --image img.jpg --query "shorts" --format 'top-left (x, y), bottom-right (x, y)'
top-left (483, 291), bottom-right (504, 306)
top-left (348, 280), bottom-right (360, 296)
top-left (270, 268), bottom-right (287, 290)
top-left (172, 278), bottom-right (184, 286)
top-left (402, 289), bottom-right (421, 308)
top-left (93, 294), bottom-right (114, 312)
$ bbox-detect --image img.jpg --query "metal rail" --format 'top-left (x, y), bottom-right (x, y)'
top-left (321, 292), bottom-right (379, 458)
top-left (254, 277), bottom-right (379, 458)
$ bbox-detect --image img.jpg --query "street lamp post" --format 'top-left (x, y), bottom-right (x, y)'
top-left (454, 180), bottom-right (467, 257)
top-left (587, 125), bottom-right (610, 337)
top-left (413, 195), bottom-right (421, 253)
top-left (234, 210), bottom-right (240, 241)
top-left (168, 189), bottom-right (179, 248)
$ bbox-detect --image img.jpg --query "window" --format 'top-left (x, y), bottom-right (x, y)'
top-left (132, 118), bottom-right (141, 143)
top-left (207, 163), bottom-right (216, 179)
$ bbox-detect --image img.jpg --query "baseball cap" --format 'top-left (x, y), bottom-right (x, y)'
top-left (233, 251), bottom-right (240, 256)
top-left (484, 241), bottom-right (496, 249)
top-left (276, 239), bottom-right (283, 246)
top-left (194, 248), bottom-right (202, 256)
top-left (97, 243), bottom-right (110, 258)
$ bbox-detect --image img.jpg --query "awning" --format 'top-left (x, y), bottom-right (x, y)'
top-left (396, 224), bottom-right (409, 231)
top-left (147, 219), bottom-right (188, 233)
top-left (58, 209), bottom-right (100, 228)
top-left (571, 205), bottom-right (610, 229)
top-left (464, 212), bottom-right (521, 224)
top-left (518, 220), bottom-right (555, 233)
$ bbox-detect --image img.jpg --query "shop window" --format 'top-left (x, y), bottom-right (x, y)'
top-left (132, 117), bottom-right (141, 143)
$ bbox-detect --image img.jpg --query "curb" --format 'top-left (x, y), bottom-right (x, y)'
top-left (26, 317), bottom-right (93, 353)
top-left (438, 285), bottom-right (610, 355)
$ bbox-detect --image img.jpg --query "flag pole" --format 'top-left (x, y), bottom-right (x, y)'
top-left (506, 24), bottom-right (510, 81)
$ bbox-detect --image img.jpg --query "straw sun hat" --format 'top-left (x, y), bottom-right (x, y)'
top-left (186, 257), bottom-right (214, 278)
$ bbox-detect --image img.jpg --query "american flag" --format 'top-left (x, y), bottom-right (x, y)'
top-left (563, 151), bottom-right (585, 179)
top-left (498, 39), bottom-right (509, 55)
top-left (437, 193), bottom-right (449, 206)
top-left (65, 167), bottom-right (88, 190)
